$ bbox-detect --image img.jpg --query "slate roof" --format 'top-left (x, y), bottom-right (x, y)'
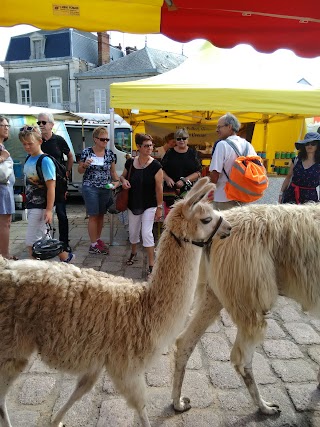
top-left (75, 46), bottom-right (186, 78)
top-left (4, 29), bottom-right (122, 65)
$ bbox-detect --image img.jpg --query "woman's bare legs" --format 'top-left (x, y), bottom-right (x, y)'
top-left (0, 214), bottom-right (11, 258)
top-left (88, 214), bottom-right (104, 243)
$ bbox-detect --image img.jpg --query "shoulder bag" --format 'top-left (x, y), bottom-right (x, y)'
top-left (115, 160), bottom-right (133, 212)
top-left (0, 157), bottom-right (14, 184)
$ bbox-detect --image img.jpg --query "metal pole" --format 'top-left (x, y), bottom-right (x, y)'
top-left (109, 108), bottom-right (117, 246)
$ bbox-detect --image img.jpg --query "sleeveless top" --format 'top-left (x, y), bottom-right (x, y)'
top-left (125, 158), bottom-right (162, 215)
top-left (282, 158), bottom-right (320, 204)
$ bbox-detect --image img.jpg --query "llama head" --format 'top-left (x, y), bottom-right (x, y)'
top-left (165, 177), bottom-right (232, 242)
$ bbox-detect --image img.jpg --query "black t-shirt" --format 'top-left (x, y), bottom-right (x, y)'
top-left (161, 147), bottom-right (202, 186)
top-left (125, 158), bottom-right (162, 215)
top-left (41, 133), bottom-right (70, 201)
top-left (41, 133), bottom-right (70, 166)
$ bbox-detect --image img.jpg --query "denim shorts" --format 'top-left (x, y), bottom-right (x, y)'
top-left (81, 185), bottom-right (113, 216)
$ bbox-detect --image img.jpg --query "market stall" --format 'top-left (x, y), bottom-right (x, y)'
top-left (110, 42), bottom-right (320, 173)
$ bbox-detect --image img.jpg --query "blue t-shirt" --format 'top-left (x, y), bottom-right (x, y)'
top-left (24, 154), bottom-right (55, 208)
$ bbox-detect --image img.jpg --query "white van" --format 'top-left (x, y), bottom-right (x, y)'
top-left (65, 113), bottom-right (132, 196)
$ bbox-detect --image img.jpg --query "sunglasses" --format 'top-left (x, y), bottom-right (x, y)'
top-left (19, 126), bottom-right (36, 132)
top-left (96, 137), bottom-right (110, 142)
top-left (142, 144), bottom-right (153, 148)
top-left (305, 141), bottom-right (318, 146)
top-left (176, 137), bottom-right (188, 141)
top-left (36, 121), bottom-right (48, 126)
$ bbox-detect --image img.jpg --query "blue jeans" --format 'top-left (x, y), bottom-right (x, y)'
top-left (81, 185), bottom-right (113, 216)
top-left (55, 202), bottom-right (69, 247)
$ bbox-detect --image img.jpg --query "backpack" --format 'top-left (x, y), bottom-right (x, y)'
top-left (223, 138), bottom-right (268, 203)
top-left (26, 154), bottom-right (67, 197)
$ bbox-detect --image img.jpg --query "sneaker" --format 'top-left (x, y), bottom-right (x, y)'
top-left (89, 244), bottom-right (108, 255)
top-left (97, 239), bottom-right (108, 250)
top-left (63, 244), bottom-right (72, 253)
top-left (61, 253), bottom-right (75, 263)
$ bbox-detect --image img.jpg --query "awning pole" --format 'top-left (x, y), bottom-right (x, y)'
top-left (109, 107), bottom-right (116, 246)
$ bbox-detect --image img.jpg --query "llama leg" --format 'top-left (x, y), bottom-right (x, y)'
top-left (172, 286), bottom-right (222, 412)
top-left (50, 370), bottom-right (100, 427)
top-left (0, 358), bottom-right (29, 427)
top-left (112, 373), bottom-right (151, 427)
top-left (231, 328), bottom-right (280, 415)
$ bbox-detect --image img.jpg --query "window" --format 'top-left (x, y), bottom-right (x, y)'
top-left (16, 79), bottom-right (31, 105)
top-left (30, 34), bottom-right (45, 59)
top-left (47, 77), bottom-right (62, 108)
top-left (94, 89), bottom-right (107, 114)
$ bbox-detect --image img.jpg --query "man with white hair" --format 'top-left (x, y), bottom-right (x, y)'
top-left (37, 112), bottom-right (74, 252)
top-left (209, 112), bottom-right (257, 210)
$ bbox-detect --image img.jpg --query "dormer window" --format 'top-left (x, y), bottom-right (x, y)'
top-left (30, 33), bottom-right (45, 60)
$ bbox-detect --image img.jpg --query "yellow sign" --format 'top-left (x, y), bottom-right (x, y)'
top-left (52, 5), bottom-right (80, 16)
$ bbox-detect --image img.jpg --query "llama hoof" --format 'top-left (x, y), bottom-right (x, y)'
top-left (173, 396), bottom-right (191, 412)
top-left (259, 400), bottom-right (281, 415)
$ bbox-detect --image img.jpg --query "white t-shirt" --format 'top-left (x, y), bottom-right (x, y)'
top-left (209, 135), bottom-right (257, 202)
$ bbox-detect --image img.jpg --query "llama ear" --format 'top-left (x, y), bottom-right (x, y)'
top-left (184, 177), bottom-right (215, 206)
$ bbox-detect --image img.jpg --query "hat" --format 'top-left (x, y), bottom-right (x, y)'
top-left (295, 132), bottom-right (320, 150)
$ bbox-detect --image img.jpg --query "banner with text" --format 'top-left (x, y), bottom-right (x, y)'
top-left (145, 122), bottom-right (217, 151)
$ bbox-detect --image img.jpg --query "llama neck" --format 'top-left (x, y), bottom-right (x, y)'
top-left (145, 229), bottom-right (203, 346)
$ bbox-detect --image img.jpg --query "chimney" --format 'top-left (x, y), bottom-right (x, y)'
top-left (97, 32), bottom-right (110, 66)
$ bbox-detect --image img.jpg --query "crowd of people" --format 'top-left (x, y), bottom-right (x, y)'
top-left (1, 112), bottom-right (320, 276)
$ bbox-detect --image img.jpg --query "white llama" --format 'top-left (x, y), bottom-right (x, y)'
top-left (0, 177), bottom-right (231, 427)
top-left (172, 202), bottom-right (320, 416)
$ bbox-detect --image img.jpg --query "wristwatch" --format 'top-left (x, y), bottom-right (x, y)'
top-left (179, 177), bottom-right (186, 183)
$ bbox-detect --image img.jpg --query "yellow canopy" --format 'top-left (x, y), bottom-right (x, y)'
top-left (2, 0), bottom-right (162, 33)
top-left (111, 42), bottom-right (320, 116)
top-left (110, 42), bottom-right (318, 170)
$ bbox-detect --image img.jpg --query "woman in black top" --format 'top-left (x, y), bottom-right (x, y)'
top-left (162, 128), bottom-right (202, 207)
top-left (120, 134), bottom-right (163, 278)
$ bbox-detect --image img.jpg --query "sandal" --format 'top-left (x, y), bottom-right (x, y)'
top-left (147, 265), bottom-right (153, 280)
top-left (126, 253), bottom-right (137, 265)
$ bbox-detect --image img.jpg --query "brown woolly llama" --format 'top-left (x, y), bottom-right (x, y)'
top-left (0, 177), bottom-right (231, 427)
top-left (172, 202), bottom-right (320, 416)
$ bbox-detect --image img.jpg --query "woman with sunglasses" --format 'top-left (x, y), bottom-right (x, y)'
top-left (0, 116), bottom-right (17, 260)
top-left (161, 128), bottom-right (202, 208)
top-left (120, 133), bottom-right (163, 278)
top-left (78, 126), bottom-right (120, 254)
top-left (280, 132), bottom-right (320, 204)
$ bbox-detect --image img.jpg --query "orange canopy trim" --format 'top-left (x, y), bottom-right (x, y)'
top-left (2, 0), bottom-right (320, 57)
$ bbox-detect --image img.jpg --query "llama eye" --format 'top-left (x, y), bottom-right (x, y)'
top-left (201, 217), bottom-right (212, 224)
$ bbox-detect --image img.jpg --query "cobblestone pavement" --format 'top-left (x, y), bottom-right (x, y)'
top-left (6, 177), bottom-right (320, 427)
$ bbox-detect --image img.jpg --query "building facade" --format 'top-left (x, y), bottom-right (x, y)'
top-left (1, 29), bottom-right (185, 113)
top-left (0, 29), bottom-right (123, 112)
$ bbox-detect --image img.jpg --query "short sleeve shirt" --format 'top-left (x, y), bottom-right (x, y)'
top-left (41, 133), bottom-right (70, 165)
top-left (24, 154), bottom-right (55, 208)
top-left (80, 147), bottom-right (116, 188)
top-left (209, 135), bottom-right (257, 202)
